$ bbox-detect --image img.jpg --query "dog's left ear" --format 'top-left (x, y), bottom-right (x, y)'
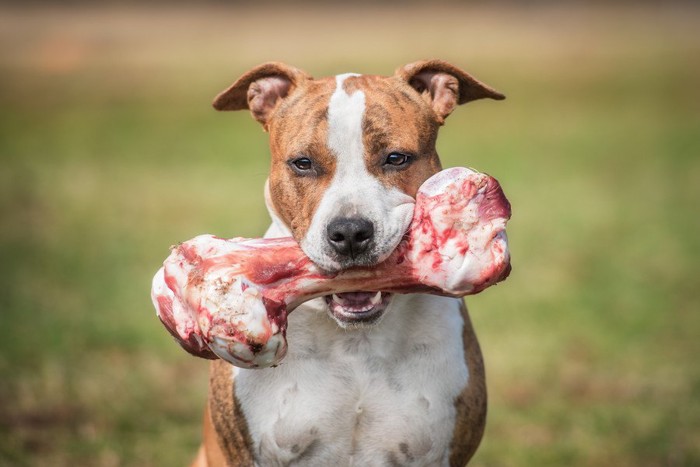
top-left (396, 59), bottom-right (505, 124)
top-left (213, 62), bottom-right (311, 131)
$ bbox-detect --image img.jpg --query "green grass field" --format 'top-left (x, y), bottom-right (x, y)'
top-left (1, 4), bottom-right (699, 466)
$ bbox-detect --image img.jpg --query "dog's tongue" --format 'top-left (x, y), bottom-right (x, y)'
top-left (331, 291), bottom-right (382, 310)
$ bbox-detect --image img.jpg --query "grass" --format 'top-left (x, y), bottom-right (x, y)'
top-left (1, 3), bottom-right (699, 466)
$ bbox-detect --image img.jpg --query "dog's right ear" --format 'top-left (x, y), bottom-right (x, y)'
top-left (213, 62), bottom-right (311, 131)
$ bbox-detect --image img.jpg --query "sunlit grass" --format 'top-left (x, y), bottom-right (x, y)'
top-left (1, 3), bottom-right (699, 466)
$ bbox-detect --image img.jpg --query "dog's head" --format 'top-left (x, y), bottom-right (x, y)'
top-left (214, 60), bottom-right (503, 326)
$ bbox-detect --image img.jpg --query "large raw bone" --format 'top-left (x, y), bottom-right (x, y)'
top-left (151, 167), bottom-right (511, 368)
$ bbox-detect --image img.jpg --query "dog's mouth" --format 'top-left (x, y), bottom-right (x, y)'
top-left (323, 291), bottom-right (393, 326)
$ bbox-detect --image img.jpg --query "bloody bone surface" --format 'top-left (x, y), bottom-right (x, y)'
top-left (151, 167), bottom-right (511, 368)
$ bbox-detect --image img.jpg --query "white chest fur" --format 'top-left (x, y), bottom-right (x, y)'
top-left (232, 294), bottom-right (469, 466)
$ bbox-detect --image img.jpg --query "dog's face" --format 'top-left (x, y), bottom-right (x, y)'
top-left (214, 60), bottom-right (503, 326)
top-left (269, 73), bottom-right (441, 272)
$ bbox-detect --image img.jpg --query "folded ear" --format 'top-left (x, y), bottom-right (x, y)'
top-left (395, 59), bottom-right (505, 124)
top-left (213, 62), bottom-right (311, 130)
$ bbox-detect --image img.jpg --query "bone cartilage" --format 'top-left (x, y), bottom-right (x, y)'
top-left (151, 167), bottom-right (511, 369)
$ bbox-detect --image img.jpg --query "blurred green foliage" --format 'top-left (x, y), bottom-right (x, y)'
top-left (1, 4), bottom-right (699, 466)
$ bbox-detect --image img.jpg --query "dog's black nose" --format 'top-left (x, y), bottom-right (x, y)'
top-left (327, 217), bottom-right (374, 258)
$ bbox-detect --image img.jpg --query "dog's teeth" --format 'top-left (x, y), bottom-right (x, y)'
top-left (332, 293), bottom-right (348, 305)
top-left (370, 291), bottom-right (382, 305)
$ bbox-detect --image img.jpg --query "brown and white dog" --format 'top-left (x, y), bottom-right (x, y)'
top-left (193, 60), bottom-right (504, 466)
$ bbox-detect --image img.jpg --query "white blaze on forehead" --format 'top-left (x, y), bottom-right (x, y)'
top-left (327, 73), bottom-right (365, 170)
top-left (300, 73), bottom-right (415, 271)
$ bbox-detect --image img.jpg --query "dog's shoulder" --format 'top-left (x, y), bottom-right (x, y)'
top-left (205, 360), bottom-right (255, 466)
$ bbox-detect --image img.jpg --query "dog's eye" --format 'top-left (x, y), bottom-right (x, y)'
top-left (290, 157), bottom-right (313, 172)
top-left (384, 152), bottom-right (410, 167)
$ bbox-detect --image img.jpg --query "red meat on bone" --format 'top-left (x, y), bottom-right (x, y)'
top-left (151, 167), bottom-right (511, 368)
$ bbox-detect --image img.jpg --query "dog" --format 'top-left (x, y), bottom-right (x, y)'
top-left (192, 60), bottom-right (504, 466)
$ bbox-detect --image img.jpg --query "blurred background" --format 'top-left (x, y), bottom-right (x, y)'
top-left (1, 1), bottom-right (699, 466)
